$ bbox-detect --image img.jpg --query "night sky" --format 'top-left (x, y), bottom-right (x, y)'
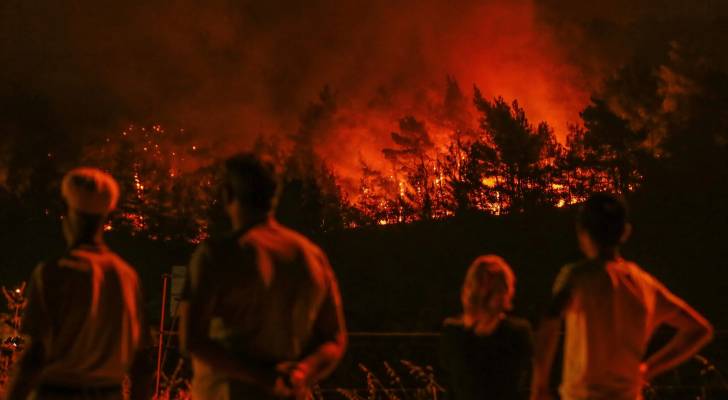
top-left (3, 0), bottom-right (728, 180)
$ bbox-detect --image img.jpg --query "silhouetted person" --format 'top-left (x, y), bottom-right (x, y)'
top-left (179, 153), bottom-right (347, 400)
top-left (5, 168), bottom-right (152, 400)
top-left (530, 193), bottom-right (714, 400)
top-left (441, 255), bottom-right (533, 400)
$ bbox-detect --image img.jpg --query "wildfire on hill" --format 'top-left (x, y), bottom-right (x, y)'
top-left (81, 125), bottom-right (218, 243)
top-left (80, 91), bottom-right (640, 242)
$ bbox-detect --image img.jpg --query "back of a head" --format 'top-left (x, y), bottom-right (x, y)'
top-left (462, 255), bottom-right (516, 319)
top-left (62, 168), bottom-right (119, 216)
top-left (223, 153), bottom-right (280, 215)
top-left (577, 193), bottom-right (629, 248)
top-left (62, 168), bottom-right (120, 241)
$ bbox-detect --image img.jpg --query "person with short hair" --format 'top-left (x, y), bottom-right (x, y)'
top-left (179, 153), bottom-right (347, 400)
top-left (440, 255), bottom-right (533, 400)
top-left (6, 168), bottom-right (152, 400)
top-left (530, 193), bottom-right (714, 400)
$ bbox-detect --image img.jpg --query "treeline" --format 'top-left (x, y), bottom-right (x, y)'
top-left (352, 84), bottom-right (647, 225)
top-left (1, 44), bottom-right (727, 242)
top-left (67, 83), bottom-right (651, 240)
top-left (259, 78), bottom-right (648, 231)
top-left (280, 43), bottom-right (728, 232)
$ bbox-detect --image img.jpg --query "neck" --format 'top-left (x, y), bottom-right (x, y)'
top-left (68, 233), bottom-right (103, 249)
top-left (464, 311), bottom-right (503, 335)
top-left (595, 247), bottom-right (621, 261)
top-left (231, 212), bottom-right (270, 231)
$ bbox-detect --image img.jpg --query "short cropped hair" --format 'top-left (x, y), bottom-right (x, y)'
top-left (577, 193), bottom-right (629, 247)
top-left (461, 255), bottom-right (516, 318)
top-left (62, 168), bottom-right (119, 215)
top-left (223, 153), bottom-right (280, 214)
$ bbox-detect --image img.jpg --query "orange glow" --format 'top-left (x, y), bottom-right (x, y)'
top-left (482, 177), bottom-right (497, 187)
top-left (81, 125), bottom-right (214, 243)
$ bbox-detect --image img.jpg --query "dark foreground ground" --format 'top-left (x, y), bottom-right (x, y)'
top-left (1, 188), bottom-right (727, 397)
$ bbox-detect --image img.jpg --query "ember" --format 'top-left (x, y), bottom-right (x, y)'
top-left (62, 79), bottom-right (644, 243)
top-left (80, 125), bottom-right (217, 243)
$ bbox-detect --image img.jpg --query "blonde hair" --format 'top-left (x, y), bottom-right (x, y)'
top-left (461, 255), bottom-right (516, 322)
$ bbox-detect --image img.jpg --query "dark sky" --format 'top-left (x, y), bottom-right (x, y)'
top-left (2, 0), bottom-right (727, 178)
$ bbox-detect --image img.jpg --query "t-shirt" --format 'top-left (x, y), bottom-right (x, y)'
top-left (182, 218), bottom-right (346, 400)
top-left (22, 244), bottom-right (144, 386)
top-left (440, 316), bottom-right (533, 400)
top-left (551, 259), bottom-right (687, 400)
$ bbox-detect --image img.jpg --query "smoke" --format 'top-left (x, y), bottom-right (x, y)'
top-left (535, 0), bottom-right (728, 98)
top-left (3, 0), bottom-right (725, 186)
top-left (0, 0), bottom-right (586, 162)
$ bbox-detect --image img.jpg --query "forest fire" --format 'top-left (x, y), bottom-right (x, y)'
top-left (0, 0), bottom-right (662, 243)
top-left (2, 2), bottom-right (728, 399)
top-left (80, 125), bottom-right (217, 243)
top-left (79, 80), bottom-right (640, 243)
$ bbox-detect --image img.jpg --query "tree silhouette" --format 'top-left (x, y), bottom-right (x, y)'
top-left (473, 88), bottom-right (559, 212)
top-left (277, 85), bottom-right (349, 234)
top-left (382, 116), bottom-right (437, 220)
top-left (578, 98), bottom-right (648, 194)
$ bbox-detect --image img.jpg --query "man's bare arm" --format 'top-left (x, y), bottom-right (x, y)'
top-left (643, 301), bottom-right (713, 380)
top-left (530, 265), bottom-right (573, 400)
top-left (286, 264), bottom-right (347, 388)
top-left (5, 339), bottom-right (45, 400)
top-left (293, 332), bottom-right (347, 386)
top-left (530, 317), bottom-right (560, 400)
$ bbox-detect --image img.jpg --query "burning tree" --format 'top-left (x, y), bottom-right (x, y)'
top-left (568, 99), bottom-right (647, 195)
top-left (0, 77), bottom-right (667, 240)
top-left (473, 89), bottom-right (561, 212)
top-left (355, 159), bottom-right (406, 225)
top-left (349, 80), bottom-right (649, 224)
top-left (81, 125), bottom-right (218, 243)
top-left (276, 86), bottom-right (352, 234)
top-left (382, 116), bottom-right (439, 221)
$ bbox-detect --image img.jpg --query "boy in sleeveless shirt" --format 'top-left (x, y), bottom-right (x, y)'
top-left (530, 193), bottom-right (713, 400)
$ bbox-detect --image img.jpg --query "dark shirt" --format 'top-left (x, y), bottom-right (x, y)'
top-left (440, 316), bottom-right (533, 400)
top-left (22, 244), bottom-right (144, 386)
top-left (181, 218), bottom-right (346, 400)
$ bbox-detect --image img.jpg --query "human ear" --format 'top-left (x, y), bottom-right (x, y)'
top-left (621, 223), bottom-right (633, 243)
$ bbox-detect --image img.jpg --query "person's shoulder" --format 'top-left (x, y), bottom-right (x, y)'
top-left (441, 316), bottom-right (468, 337)
top-left (566, 259), bottom-right (598, 273)
top-left (202, 231), bottom-right (238, 251)
top-left (558, 259), bottom-right (600, 282)
top-left (265, 220), bottom-right (327, 258)
top-left (443, 316), bottom-right (465, 328)
top-left (100, 249), bottom-right (141, 282)
top-left (502, 316), bottom-right (532, 333)
top-left (616, 259), bottom-right (664, 288)
top-left (502, 317), bottom-right (534, 343)
top-left (552, 260), bottom-right (587, 290)
top-left (37, 251), bottom-right (86, 275)
top-left (34, 256), bottom-right (58, 272)
top-left (195, 232), bottom-right (246, 260)
top-left (31, 252), bottom-right (90, 288)
top-left (29, 257), bottom-right (56, 283)
top-left (617, 258), bottom-right (649, 275)
top-left (277, 221), bottom-right (320, 246)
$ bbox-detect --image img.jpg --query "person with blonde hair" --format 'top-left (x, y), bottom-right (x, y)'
top-left (441, 255), bottom-right (533, 400)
